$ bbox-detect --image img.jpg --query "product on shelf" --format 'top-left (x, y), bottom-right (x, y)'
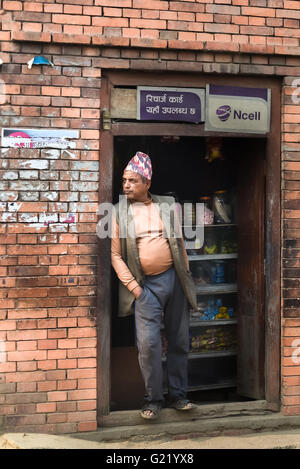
top-left (212, 261), bottom-right (225, 284)
top-left (192, 296), bottom-right (235, 321)
top-left (190, 310), bottom-right (205, 320)
top-left (192, 260), bottom-right (230, 285)
top-left (198, 196), bottom-right (214, 225)
top-left (189, 325), bottom-right (237, 353)
top-left (203, 230), bottom-right (217, 255)
top-left (203, 226), bottom-right (237, 255)
top-left (215, 306), bottom-right (230, 320)
top-left (219, 229), bottom-right (237, 254)
top-left (213, 190), bottom-right (232, 224)
top-left (191, 262), bottom-right (210, 284)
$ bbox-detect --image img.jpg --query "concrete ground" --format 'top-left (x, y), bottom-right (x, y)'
top-left (1, 428), bottom-right (300, 449)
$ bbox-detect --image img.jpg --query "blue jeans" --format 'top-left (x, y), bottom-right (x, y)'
top-left (134, 267), bottom-right (190, 404)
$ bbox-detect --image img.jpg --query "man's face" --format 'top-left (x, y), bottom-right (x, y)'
top-left (122, 170), bottom-right (151, 202)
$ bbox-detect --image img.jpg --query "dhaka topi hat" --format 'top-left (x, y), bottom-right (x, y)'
top-left (124, 151), bottom-right (152, 180)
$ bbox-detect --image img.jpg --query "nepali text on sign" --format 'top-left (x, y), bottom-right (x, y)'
top-left (137, 87), bottom-right (205, 123)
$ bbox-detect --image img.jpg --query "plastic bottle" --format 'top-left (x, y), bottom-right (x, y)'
top-left (215, 261), bottom-right (225, 284)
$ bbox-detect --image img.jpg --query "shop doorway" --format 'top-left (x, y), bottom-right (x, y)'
top-left (110, 135), bottom-right (266, 411)
top-left (97, 72), bottom-right (281, 420)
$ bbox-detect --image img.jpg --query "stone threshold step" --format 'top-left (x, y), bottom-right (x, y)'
top-left (72, 407), bottom-right (300, 444)
top-left (99, 399), bottom-right (272, 428)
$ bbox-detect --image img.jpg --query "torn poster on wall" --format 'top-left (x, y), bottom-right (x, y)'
top-left (1, 128), bottom-right (79, 149)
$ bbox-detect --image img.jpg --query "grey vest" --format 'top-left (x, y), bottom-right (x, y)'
top-left (114, 194), bottom-right (197, 317)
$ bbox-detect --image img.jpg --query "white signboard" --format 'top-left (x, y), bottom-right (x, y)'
top-left (205, 84), bottom-right (271, 134)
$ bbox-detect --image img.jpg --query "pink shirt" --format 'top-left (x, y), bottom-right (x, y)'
top-left (111, 199), bottom-right (189, 292)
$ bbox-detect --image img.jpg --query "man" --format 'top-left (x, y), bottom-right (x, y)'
top-left (111, 151), bottom-right (197, 420)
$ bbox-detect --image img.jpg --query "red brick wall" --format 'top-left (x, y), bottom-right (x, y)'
top-left (281, 75), bottom-right (300, 415)
top-left (0, 40), bottom-right (101, 432)
top-left (1, 0), bottom-right (300, 49)
top-left (1, 0), bottom-right (300, 432)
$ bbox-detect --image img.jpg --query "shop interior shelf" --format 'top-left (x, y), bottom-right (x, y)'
top-left (189, 350), bottom-right (237, 359)
top-left (188, 253), bottom-right (238, 261)
top-left (187, 380), bottom-right (237, 392)
top-left (204, 223), bottom-right (237, 228)
top-left (195, 283), bottom-right (237, 294)
top-left (183, 224), bottom-right (237, 228)
top-left (161, 319), bottom-right (237, 330)
top-left (189, 319), bottom-right (237, 327)
top-left (162, 350), bottom-right (237, 362)
top-left (163, 379), bottom-right (237, 394)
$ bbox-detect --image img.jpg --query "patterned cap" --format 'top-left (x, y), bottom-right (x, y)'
top-left (124, 151), bottom-right (152, 180)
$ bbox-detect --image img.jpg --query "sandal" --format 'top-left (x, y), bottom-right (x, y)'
top-left (140, 402), bottom-right (161, 420)
top-left (169, 399), bottom-right (196, 411)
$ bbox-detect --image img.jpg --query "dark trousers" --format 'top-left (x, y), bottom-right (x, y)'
top-left (134, 267), bottom-right (190, 404)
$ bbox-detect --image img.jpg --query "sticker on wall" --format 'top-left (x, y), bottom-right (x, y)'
top-left (1, 128), bottom-right (79, 149)
top-left (205, 84), bottom-right (271, 134)
top-left (137, 86), bottom-right (205, 123)
top-left (27, 56), bottom-right (54, 69)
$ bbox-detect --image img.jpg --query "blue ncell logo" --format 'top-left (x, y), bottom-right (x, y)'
top-left (216, 104), bottom-right (261, 122)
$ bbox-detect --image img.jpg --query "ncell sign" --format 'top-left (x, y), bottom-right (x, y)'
top-left (205, 84), bottom-right (271, 134)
